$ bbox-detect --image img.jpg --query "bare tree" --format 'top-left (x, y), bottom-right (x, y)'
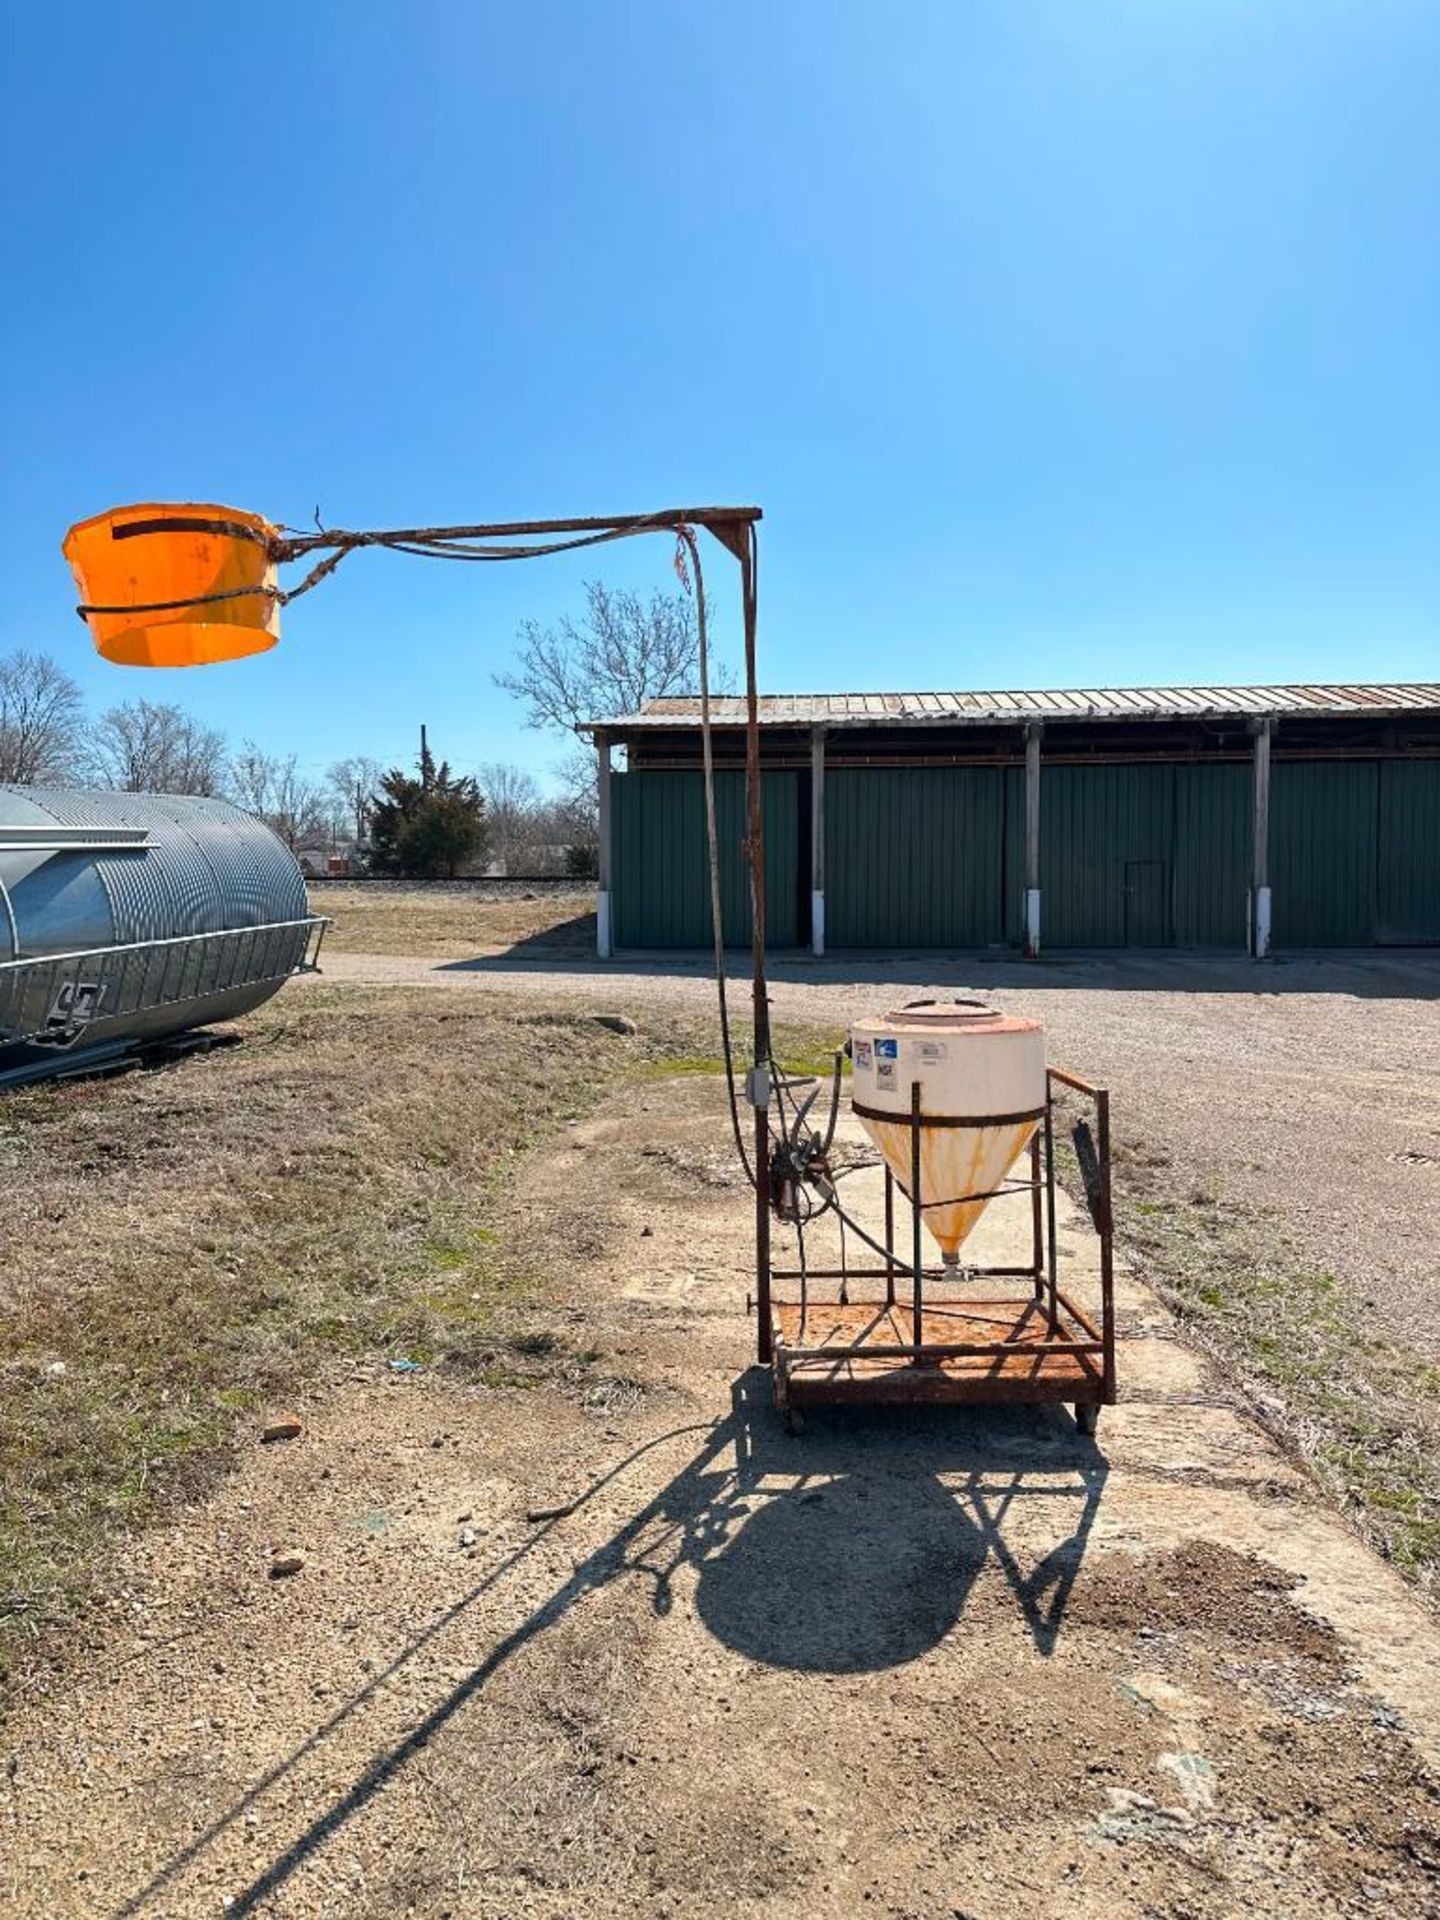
top-left (86, 700), bottom-right (229, 796)
top-left (326, 755), bottom-right (385, 845)
top-left (0, 650), bottom-right (87, 783)
top-left (495, 580), bottom-right (725, 735)
top-left (229, 742), bottom-right (331, 849)
top-left (552, 742), bottom-right (600, 833)
top-left (535, 788), bottom-right (598, 876)
top-left (476, 762), bottom-right (543, 874)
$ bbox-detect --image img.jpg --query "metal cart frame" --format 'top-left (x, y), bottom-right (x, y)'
top-left (766, 1065), bottom-right (1117, 1431)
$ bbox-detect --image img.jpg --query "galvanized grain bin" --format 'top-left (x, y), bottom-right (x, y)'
top-left (0, 788), bottom-right (325, 1085)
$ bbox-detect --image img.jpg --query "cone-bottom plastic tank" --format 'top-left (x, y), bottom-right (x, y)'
top-left (850, 1001), bottom-right (1046, 1264)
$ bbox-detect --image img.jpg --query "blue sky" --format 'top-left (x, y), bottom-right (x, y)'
top-left (2, 2), bottom-right (1436, 789)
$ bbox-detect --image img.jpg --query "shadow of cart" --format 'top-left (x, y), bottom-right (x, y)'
top-left (119, 1370), bottom-right (1106, 1918)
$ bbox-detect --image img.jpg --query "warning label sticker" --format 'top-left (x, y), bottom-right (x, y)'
top-left (853, 1039), bottom-right (873, 1070)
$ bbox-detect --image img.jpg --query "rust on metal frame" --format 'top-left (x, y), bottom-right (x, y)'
top-left (766, 1065), bottom-right (1118, 1422)
top-left (270, 505), bottom-right (764, 562)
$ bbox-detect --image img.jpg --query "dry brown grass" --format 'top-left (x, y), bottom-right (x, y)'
top-left (309, 882), bottom-right (595, 960)
top-left (0, 982), bottom-right (638, 1681)
top-left (1109, 1135), bottom-right (1440, 1599)
top-left (0, 978), bottom-right (836, 1693)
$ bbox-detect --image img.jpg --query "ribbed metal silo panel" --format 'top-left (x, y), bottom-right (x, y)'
top-left (136, 795), bottom-right (244, 937)
top-left (1, 786), bottom-right (314, 1081)
top-left (109, 796), bottom-right (222, 941)
top-left (15, 790), bottom-right (308, 940)
top-left (15, 789), bottom-right (200, 941)
top-left (8, 789), bottom-right (119, 828)
top-left (189, 798), bottom-right (307, 927)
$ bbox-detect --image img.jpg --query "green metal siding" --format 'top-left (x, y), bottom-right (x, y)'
top-left (1173, 764), bottom-right (1250, 947)
top-left (1002, 765), bottom-right (1025, 947)
top-left (613, 753), bottom-right (1440, 953)
top-left (1271, 761), bottom-right (1378, 947)
top-left (1269, 757), bottom-right (1440, 946)
top-left (827, 768), bottom-right (1007, 948)
top-left (1377, 761), bottom-right (1440, 944)
top-left (1040, 763), bottom-right (1247, 949)
top-left (1041, 765), bottom-right (1174, 947)
top-left (611, 769), bottom-right (799, 948)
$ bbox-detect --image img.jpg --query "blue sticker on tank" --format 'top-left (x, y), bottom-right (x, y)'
top-left (875, 1037), bottom-right (899, 1059)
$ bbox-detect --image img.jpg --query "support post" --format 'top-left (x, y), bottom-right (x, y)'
top-left (1096, 1088), bottom-right (1116, 1404)
top-left (884, 1165), bottom-right (896, 1308)
top-left (595, 729), bottom-right (613, 959)
top-left (910, 1080), bottom-right (925, 1354)
top-left (1250, 717), bottom-right (1272, 959)
top-left (740, 535), bottom-right (773, 1365)
top-left (1023, 722), bottom-right (1042, 958)
top-left (1043, 1088), bottom-right (1059, 1335)
top-left (1029, 1129), bottom-right (1044, 1300)
top-left (810, 724), bottom-right (826, 958)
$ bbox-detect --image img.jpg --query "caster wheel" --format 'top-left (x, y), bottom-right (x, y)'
top-left (1074, 1403), bottom-right (1100, 1436)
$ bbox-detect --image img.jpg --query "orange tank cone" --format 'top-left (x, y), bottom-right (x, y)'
top-left (63, 502), bottom-right (282, 667)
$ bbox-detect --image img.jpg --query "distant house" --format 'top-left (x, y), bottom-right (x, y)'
top-left (296, 840), bottom-right (360, 878)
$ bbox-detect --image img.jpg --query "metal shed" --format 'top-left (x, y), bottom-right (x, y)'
top-left (585, 682), bottom-right (1440, 958)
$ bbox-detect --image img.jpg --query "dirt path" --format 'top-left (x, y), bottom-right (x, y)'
top-left (6, 1073), bottom-right (1439, 1918)
top-left (316, 947), bottom-right (1440, 1356)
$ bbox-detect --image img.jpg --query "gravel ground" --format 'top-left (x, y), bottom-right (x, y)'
top-left (314, 946), bottom-right (1440, 1356)
top-left (311, 943), bottom-right (1440, 1587)
top-left (8, 1069), bottom-right (1440, 1918)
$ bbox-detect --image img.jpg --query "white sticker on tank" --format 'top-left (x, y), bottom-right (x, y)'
top-left (876, 1061), bottom-right (896, 1089)
top-left (853, 1039), bottom-right (873, 1070)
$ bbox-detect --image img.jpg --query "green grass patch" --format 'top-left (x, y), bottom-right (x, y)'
top-left (639, 1023), bottom-right (850, 1085)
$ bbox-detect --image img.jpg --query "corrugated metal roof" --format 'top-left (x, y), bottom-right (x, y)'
top-left (591, 683), bottom-right (1440, 729)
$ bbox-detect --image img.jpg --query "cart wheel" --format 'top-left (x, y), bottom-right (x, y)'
top-left (1074, 1403), bottom-right (1100, 1436)
top-left (784, 1407), bottom-right (806, 1436)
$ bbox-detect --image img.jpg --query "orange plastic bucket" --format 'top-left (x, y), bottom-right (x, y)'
top-left (63, 502), bottom-right (282, 667)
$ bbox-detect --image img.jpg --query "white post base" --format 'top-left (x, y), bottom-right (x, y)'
top-left (811, 890), bottom-right (825, 958)
top-left (597, 890), bottom-right (613, 960)
top-left (1250, 886), bottom-right (1272, 959)
top-left (1023, 887), bottom-right (1042, 958)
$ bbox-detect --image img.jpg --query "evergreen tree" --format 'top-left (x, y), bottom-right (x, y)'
top-left (368, 759), bottom-right (488, 878)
